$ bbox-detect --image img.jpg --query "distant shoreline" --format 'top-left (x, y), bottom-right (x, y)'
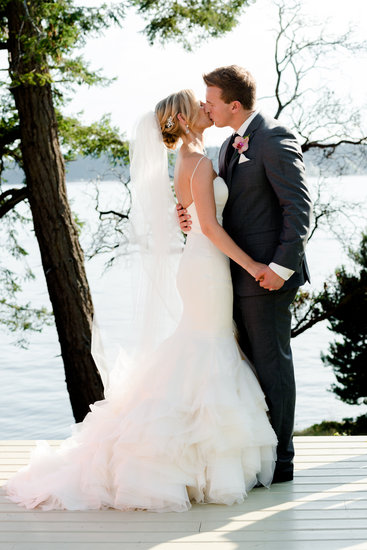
top-left (3, 144), bottom-right (367, 186)
top-left (294, 416), bottom-right (367, 436)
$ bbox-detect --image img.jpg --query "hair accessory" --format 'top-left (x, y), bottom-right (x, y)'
top-left (165, 115), bottom-right (174, 129)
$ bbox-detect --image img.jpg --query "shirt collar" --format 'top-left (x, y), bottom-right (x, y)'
top-left (234, 109), bottom-right (259, 136)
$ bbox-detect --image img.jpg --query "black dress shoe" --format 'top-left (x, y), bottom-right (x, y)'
top-left (272, 470), bottom-right (293, 484)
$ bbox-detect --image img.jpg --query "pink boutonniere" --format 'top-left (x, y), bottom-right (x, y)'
top-left (233, 134), bottom-right (250, 154)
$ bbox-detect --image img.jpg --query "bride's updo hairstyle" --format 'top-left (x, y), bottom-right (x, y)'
top-left (155, 89), bottom-right (199, 149)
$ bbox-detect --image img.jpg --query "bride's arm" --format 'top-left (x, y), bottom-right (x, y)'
top-left (191, 158), bottom-right (265, 280)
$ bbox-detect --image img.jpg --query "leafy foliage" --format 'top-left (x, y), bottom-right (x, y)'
top-left (0, 1), bottom-right (129, 343)
top-left (57, 113), bottom-right (129, 164)
top-left (0, 206), bottom-right (52, 347)
top-left (0, 95), bottom-right (21, 170)
top-left (292, 234), bottom-right (367, 337)
top-left (321, 234), bottom-right (367, 406)
top-left (294, 415), bottom-right (367, 436)
top-left (131, 0), bottom-right (251, 49)
top-left (291, 234), bottom-right (367, 428)
top-left (0, 0), bottom-right (125, 87)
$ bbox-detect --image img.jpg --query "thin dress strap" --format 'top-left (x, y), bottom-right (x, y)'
top-left (190, 156), bottom-right (206, 196)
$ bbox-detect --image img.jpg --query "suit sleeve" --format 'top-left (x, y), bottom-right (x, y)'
top-left (262, 128), bottom-right (313, 271)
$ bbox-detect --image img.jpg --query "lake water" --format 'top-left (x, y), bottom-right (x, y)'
top-left (0, 175), bottom-right (366, 439)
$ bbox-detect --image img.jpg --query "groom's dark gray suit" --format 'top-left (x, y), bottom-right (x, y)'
top-left (219, 111), bottom-right (312, 476)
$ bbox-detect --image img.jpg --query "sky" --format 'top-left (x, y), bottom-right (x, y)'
top-left (67, 0), bottom-right (367, 146)
top-left (0, 0), bottom-right (365, 146)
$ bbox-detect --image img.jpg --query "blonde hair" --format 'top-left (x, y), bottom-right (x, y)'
top-left (155, 89), bottom-right (199, 149)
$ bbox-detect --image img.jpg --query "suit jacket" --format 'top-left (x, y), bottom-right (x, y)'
top-left (219, 111), bottom-right (312, 296)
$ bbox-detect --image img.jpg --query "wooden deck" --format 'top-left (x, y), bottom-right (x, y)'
top-left (0, 436), bottom-right (367, 549)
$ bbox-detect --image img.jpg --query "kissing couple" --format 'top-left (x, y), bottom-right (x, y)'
top-left (6, 65), bottom-right (312, 512)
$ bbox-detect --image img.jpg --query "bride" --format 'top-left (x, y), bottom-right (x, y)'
top-left (5, 89), bottom-right (277, 512)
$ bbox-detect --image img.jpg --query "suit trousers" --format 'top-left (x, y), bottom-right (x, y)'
top-left (233, 287), bottom-right (298, 473)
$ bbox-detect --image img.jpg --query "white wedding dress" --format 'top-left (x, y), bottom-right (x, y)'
top-left (6, 175), bottom-right (277, 512)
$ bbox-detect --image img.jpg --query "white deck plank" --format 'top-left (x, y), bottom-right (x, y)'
top-left (1, 508), bottom-right (367, 520)
top-left (2, 544), bottom-right (367, 550)
top-left (1, 544), bottom-right (240, 550)
top-left (1, 518), bottom-right (367, 532)
top-left (0, 436), bottom-right (367, 549)
top-left (2, 529), bottom-right (367, 542)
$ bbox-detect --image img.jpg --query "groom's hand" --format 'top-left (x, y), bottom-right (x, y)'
top-left (256, 266), bottom-right (285, 291)
top-left (176, 203), bottom-right (192, 233)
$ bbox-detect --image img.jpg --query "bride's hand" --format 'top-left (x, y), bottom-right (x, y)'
top-left (248, 261), bottom-right (268, 281)
top-left (176, 203), bottom-right (192, 233)
top-left (250, 263), bottom-right (285, 291)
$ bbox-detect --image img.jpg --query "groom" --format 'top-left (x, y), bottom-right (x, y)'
top-left (178, 65), bottom-right (312, 483)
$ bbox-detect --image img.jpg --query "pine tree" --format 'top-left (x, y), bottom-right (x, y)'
top-left (321, 234), bottom-right (367, 412)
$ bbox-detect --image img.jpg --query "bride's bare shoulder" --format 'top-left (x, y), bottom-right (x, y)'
top-left (190, 155), bottom-right (216, 180)
top-left (176, 151), bottom-right (210, 178)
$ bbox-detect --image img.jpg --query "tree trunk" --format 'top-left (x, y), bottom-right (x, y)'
top-left (6, 1), bottom-right (104, 421)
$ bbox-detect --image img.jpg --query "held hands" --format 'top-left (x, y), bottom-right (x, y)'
top-left (176, 203), bottom-right (192, 233)
top-left (177, 201), bottom-right (284, 292)
top-left (253, 264), bottom-right (285, 291)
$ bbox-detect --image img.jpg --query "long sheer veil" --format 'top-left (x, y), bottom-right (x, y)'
top-left (92, 111), bottom-right (184, 391)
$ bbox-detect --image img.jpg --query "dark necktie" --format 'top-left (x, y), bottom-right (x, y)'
top-left (224, 133), bottom-right (239, 169)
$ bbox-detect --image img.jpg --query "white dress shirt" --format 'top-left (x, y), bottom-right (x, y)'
top-left (235, 110), bottom-right (259, 137)
top-left (235, 111), bottom-right (294, 281)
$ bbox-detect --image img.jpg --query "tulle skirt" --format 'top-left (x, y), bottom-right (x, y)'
top-left (6, 325), bottom-right (277, 512)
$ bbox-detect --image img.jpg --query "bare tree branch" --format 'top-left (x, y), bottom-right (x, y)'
top-left (85, 172), bottom-right (131, 263)
top-left (272, 0), bottom-right (367, 151)
top-left (0, 186), bottom-right (28, 218)
top-left (97, 209), bottom-right (129, 220)
top-left (302, 137), bottom-right (367, 154)
top-left (291, 283), bottom-right (367, 337)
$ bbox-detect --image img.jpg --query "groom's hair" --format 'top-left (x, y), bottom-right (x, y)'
top-left (203, 65), bottom-right (256, 110)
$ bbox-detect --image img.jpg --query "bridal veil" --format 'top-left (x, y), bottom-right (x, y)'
top-left (92, 111), bottom-right (183, 391)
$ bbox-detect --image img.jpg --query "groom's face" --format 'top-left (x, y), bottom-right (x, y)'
top-left (205, 86), bottom-right (233, 128)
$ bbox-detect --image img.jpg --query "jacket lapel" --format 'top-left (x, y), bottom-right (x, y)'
top-left (226, 112), bottom-right (263, 185)
top-left (218, 135), bottom-right (232, 180)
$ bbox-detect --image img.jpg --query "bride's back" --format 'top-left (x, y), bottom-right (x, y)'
top-left (174, 151), bottom-right (207, 209)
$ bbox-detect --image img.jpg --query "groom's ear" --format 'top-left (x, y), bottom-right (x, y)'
top-left (231, 101), bottom-right (242, 114)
